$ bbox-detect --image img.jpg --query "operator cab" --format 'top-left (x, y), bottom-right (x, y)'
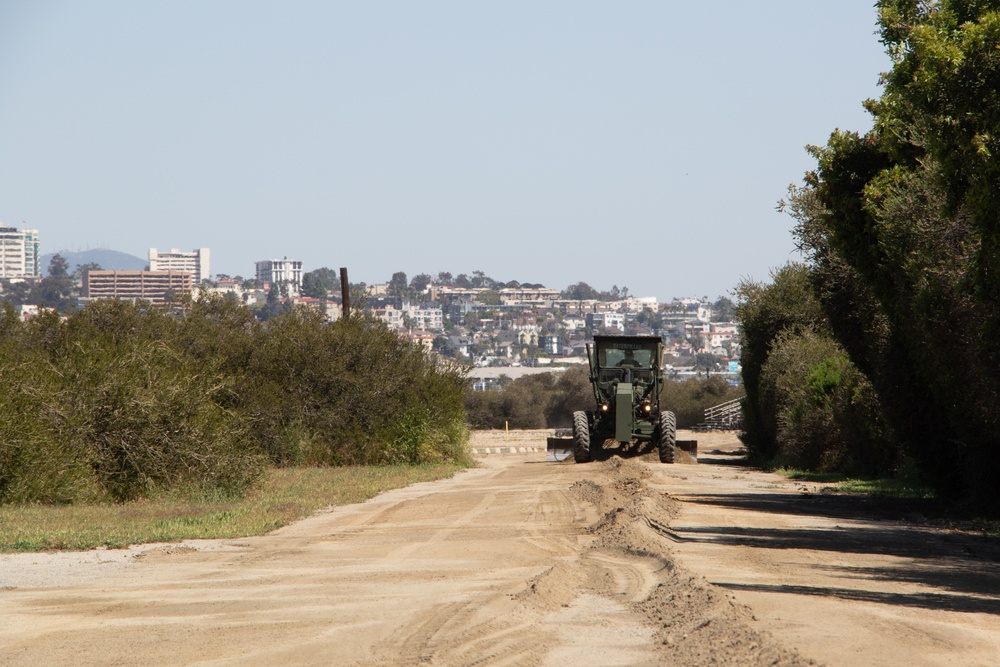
top-left (594, 336), bottom-right (661, 385)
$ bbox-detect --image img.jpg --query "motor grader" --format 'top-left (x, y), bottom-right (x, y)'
top-left (563, 335), bottom-right (676, 463)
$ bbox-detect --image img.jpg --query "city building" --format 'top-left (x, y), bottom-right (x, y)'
top-left (0, 226), bottom-right (40, 279)
top-left (585, 312), bottom-right (625, 331)
top-left (255, 258), bottom-right (303, 296)
top-left (82, 270), bottom-right (193, 303)
top-left (148, 247), bottom-right (210, 284)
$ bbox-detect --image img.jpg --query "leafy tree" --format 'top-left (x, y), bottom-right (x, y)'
top-left (437, 271), bottom-right (453, 286)
top-left (301, 267), bottom-right (341, 300)
top-left (256, 281), bottom-right (290, 321)
top-left (779, 1), bottom-right (1000, 508)
top-left (388, 271), bottom-right (408, 297)
top-left (47, 253), bottom-right (70, 279)
top-left (72, 262), bottom-right (102, 283)
top-left (562, 282), bottom-right (600, 300)
top-left (30, 254), bottom-right (76, 311)
top-left (455, 273), bottom-right (472, 289)
top-left (1, 280), bottom-right (31, 306)
top-left (470, 270), bottom-right (495, 289)
top-left (712, 296), bottom-right (735, 322)
top-left (476, 290), bottom-right (500, 306)
top-left (409, 273), bottom-right (432, 293)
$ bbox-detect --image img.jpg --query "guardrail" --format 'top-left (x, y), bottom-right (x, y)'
top-left (693, 397), bottom-right (744, 431)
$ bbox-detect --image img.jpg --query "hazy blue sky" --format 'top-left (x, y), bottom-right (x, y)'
top-left (0, 2), bottom-right (889, 300)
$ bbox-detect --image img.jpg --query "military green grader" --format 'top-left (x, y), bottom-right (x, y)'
top-left (572, 335), bottom-right (677, 463)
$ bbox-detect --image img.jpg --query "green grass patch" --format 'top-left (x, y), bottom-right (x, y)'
top-left (834, 477), bottom-right (937, 499)
top-left (776, 467), bottom-right (937, 499)
top-left (0, 462), bottom-right (467, 553)
top-left (776, 468), bottom-right (847, 483)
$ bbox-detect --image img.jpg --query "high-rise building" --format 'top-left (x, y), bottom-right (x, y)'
top-left (0, 227), bottom-right (40, 279)
top-left (256, 258), bottom-right (303, 295)
top-left (148, 247), bottom-right (210, 284)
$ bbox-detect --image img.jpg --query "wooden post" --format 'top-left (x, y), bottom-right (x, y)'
top-left (340, 267), bottom-right (350, 320)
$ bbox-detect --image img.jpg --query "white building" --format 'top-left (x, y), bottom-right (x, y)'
top-left (586, 312), bottom-right (625, 331)
top-left (0, 227), bottom-right (40, 279)
top-left (256, 258), bottom-right (303, 296)
top-left (149, 247), bottom-right (210, 284)
top-left (373, 300), bottom-right (444, 332)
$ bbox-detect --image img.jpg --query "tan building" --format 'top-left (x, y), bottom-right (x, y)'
top-left (149, 247), bottom-right (210, 284)
top-left (82, 270), bottom-right (193, 303)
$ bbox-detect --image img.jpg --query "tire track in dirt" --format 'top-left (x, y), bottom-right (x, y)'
top-left (0, 441), bottom-right (825, 666)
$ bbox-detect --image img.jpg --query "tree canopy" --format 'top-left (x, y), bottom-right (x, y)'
top-left (772, 0), bottom-right (1000, 509)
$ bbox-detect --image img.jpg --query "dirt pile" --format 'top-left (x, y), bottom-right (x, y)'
top-left (574, 458), bottom-right (818, 666)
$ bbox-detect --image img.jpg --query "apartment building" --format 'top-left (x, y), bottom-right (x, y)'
top-left (0, 227), bottom-right (40, 279)
top-left (149, 247), bottom-right (210, 284)
top-left (82, 270), bottom-right (193, 303)
top-left (256, 258), bottom-right (303, 296)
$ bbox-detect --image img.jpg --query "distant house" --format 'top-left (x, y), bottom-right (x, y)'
top-left (402, 329), bottom-right (436, 353)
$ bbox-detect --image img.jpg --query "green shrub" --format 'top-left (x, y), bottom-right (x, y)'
top-left (759, 330), bottom-right (895, 476)
top-left (238, 311), bottom-right (468, 466)
top-left (0, 299), bottom-right (469, 505)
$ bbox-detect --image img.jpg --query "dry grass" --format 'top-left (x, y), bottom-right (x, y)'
top-left (0, 463), bottom-right (467, 553)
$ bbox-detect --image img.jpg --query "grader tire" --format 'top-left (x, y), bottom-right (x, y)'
top-left (573, 411), bottom-right (592, 463)
top-left (657, 411), bottom-right (677, 464)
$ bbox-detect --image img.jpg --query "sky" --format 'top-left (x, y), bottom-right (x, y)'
top-left (0, 1), bottom-right (891, 301)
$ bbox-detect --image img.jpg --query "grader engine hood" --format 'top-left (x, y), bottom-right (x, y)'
top-left (615, 380), bottom-right (634, 443)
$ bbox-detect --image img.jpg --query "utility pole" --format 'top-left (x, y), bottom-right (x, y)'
top-left (340, 267), bottom-right (350, 320)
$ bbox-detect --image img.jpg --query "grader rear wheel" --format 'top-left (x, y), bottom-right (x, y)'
top-left (572, 411), bottom-right (592, 463)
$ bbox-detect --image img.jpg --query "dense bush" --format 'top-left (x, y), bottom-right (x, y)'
top-left (735, 267), bottom-right (896, 478)
top-left (239, 311), bottom-right (468, 466)
top-left (775, 2), bottom-right (1000, 509)
top-left (734, 264), bottom-right (829, 462)
top-left (0, 297), bottom-right (468, 504)
top-left (759, 331), bottom-right (895, 475)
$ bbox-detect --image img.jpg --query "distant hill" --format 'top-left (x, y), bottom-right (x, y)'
top-left (41, 249), bottom-right (147, 275)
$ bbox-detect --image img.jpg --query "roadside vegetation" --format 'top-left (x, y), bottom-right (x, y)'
top-left (0, 463), bottom-right (465, 552)
top-left (463, 366), bottom-right (740, 430)
top-left (776, 465), bottom-right (936, 500)
top-left (738, 1), bottom-right (1000, 513)
top-left (0, 296), bottom-right (470, 508)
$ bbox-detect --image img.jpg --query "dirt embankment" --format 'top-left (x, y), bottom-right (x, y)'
top-left (2, 431), bottom-right (999, 666)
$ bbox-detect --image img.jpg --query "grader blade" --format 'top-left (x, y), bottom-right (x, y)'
top-left (546, 437), bottom-right (574, 462)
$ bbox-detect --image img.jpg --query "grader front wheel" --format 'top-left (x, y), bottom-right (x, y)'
top-left (572, 410), bottom-right (592, 463)
top-left (656, 411), bottom-right (677, 464)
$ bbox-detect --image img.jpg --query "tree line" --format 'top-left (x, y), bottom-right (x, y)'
top-left (464, 366), bottom-right (741, 431)
top-left (0, 296), bottom-right (468, 505)
top-left (739, 1), bottom-right (1000, 512)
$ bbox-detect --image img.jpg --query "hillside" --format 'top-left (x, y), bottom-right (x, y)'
top-left (41, 249), bottom-right (146, 275)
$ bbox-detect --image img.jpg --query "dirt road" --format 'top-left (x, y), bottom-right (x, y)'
top-left (2, 430), bottom-right (999, 666)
